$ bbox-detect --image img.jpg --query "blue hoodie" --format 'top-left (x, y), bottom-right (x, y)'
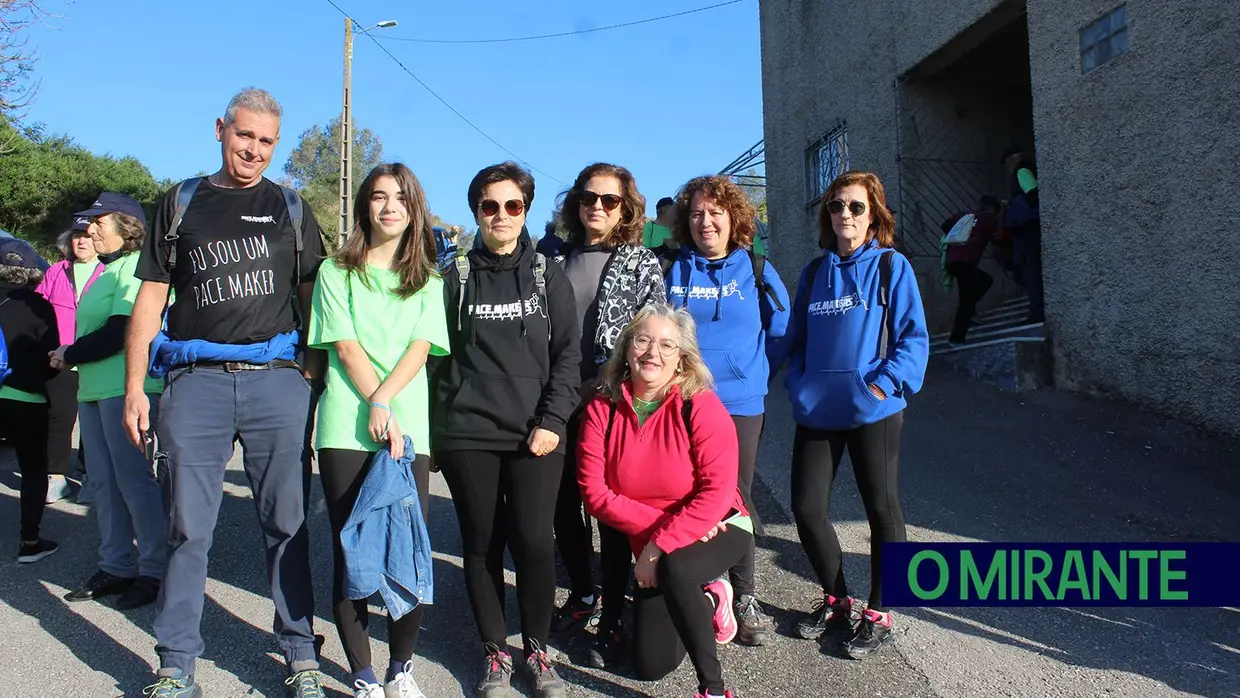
top-left (665, 246), bottom-right (790, 416)
top-left (770, 241), bottom-right (929, 430)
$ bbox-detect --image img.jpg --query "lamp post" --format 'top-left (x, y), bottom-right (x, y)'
top-left (339, 17), bottom-right (398, 242)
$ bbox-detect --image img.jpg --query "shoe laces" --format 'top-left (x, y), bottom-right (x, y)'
top-left (285, 669), bottom-right (325, 697)
top-left (485, 644), bottom-right (513, 676)
top-left (142, 677), bottom-right (186, 696)
top-left (352, 679), bottom-right (384, 698)
top-left (736, 594), bottom-right (764, 620)
top-left (386, 661), bottom-right (422, 697)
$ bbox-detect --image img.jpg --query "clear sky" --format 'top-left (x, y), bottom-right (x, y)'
top-left (20, 0), bottom-right (764, 235)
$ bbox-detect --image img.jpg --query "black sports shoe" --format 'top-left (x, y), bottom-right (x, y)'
top-left (734, 594), bottom-right (773, 646)
top-left (115, 576), bottom-right (161, 610)
top-left (587, 627), bottom-right (627, 669)
top-left (17, 539), bottom-right (59, 564)
top-left (524, 645), bottom-right (566, 698)
top-left (477, 644), bottom-right (514, 698)
top-left (551, 592), bottom-right (602, 633)
top-left (64, 570), bottom-right (133, 602)
top-left (844, 608), bottom-right (894, 658)
top-left (797, 594), bottom-right (856, 640)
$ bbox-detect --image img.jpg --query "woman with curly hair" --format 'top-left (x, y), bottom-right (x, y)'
top-left (546, 163), bottom-right (666, 656)
top-left (663, 175), bottom-right (791, 647)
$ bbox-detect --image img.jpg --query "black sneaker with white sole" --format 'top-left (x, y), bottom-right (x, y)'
top-left (17, 539), bottom-right (58, 563)
top-left (844, 608), bottom-right (895, 658)
top-left (797, 594), bottom-right (856, 640)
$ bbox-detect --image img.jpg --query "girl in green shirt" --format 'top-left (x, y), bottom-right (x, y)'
top-left (308, 163), bottom-right (450, 698)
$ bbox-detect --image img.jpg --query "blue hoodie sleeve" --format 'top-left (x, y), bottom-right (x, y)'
top-left (871, 255), bottom-right (929, 399)
top-left (766, 260), bottom-right (811, 376)
top-left (760, 259), bottom-right (791, 341)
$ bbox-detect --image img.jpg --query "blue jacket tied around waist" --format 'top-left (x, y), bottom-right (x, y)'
top-left (147, 329), bottom-right (300, 378)
top-left (340, 435), bottom-right (434, 619)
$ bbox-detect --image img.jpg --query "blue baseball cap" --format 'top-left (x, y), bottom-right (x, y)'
top-left (0, 237), bottom-right (49, 271)
top-left (74, 191), bottom-right (147, 228)
top-left (70, 216), bottom-right (90, 232)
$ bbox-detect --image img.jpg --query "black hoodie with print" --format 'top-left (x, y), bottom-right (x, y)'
top-left (431, 233), bottom-right (581, 453)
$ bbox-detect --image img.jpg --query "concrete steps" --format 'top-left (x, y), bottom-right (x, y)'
top-left (929, 295), bottom-right (1051, 391)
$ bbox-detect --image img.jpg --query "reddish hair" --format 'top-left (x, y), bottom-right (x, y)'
top-left (671, 175), bottom-right (756, 251)
top-left (816, 170), bottom-right (897, 251)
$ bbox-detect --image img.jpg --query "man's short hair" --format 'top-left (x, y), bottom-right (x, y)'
top-left (223, 87), bottom-right (282, 126)
top-left (656, 197), bottom-right (676, 211)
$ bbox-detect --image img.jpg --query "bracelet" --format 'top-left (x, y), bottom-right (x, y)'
top-left (370, 402), bottom-right (392, 413)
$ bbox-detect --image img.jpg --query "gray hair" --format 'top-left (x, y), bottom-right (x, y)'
top-left (599, 302), bottom-right (715, 402)
top-left (55, 228), bottom-right (90, 260)
top-left (223, 87), bottom-right (282, 126)
top-left (0, 264), bottom-right (43, 286)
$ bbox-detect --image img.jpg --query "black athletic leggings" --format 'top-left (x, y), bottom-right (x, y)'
top-left (789, 412), bottom-right (906, 611)
top-left (554, 412), bottom-right (595, 598)
top-left (319, 449), bottom-right (431, 673)
top-left (729, 414), bottom-right (764, 597)
top-left (632, 526), bottom-right (750, 695)
top-left (0, 398), bottom-right (49, 541)
top-left (437, 449), bottom-right (563, 654)
top-left (44, 369), bottom-right (79, 477)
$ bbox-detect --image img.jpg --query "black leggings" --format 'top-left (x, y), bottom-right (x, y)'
top-left (789, 412), bottom-right (906, 611)
top-left (0, 398), bottom-right (50, 541)
top-left (729, 414), bottom-right (764, 596)
top-left (553, 411), bottom-right (596, 598)
top-left (319, 449), bottom-right (431, 673)
top-left (633, 526), bottom-right (750, 695)
top-left (946, 262), bottom-right (994, 343)
top-left (437, 449), bottom-right (563, 653)
top-left (44, 370), bottom-right (79, 478)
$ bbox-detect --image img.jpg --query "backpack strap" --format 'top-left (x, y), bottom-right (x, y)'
top-left (0, 298), bottom-right (11, 385)
top-left (877, 250), bottom-right (895, 361)
top-left (748, 250), bottom-right (786, 313)
top-left (163, 177), bottom-right (203, 272)
top-left (533, 252), bottom-right (550, 340)
top-left (279, 185), bottom-right (305, 283)
top-left (605, 400), bottom-right (617, 444)
top-left (681, 397), bottom-right (693, 439)
top-left (799, 256), bottom-right (827, 321)
top-left (454, 255), bottom-right (470, 331)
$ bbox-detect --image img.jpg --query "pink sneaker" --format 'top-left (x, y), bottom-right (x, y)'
top-left (694, 691), bottom-right (735, 698)
top-left (703, 577), bottom-right (737, 644)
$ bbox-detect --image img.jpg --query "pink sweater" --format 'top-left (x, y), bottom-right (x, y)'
top-left (36, 259), bottom-right (103, 344)
top-left (577, 383), bottom-right (746, 556)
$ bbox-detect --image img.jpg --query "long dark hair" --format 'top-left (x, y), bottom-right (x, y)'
top-left (336, 163), bottom-right (437, 297)
top-left (556, 162), bottom-right (646, 249)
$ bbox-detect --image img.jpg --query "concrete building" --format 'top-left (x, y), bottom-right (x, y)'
top-left (758, 0), bottom-right (1240, 437)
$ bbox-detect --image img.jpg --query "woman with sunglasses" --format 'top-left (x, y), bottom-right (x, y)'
top-left (432, 161), bottom-right (580, 698)
top-left (545, 163), bottom-right (665, 658)
top-left (308, 163), bottom-right (449, 698)
top-left (769, 170), bottom-right (929, 658)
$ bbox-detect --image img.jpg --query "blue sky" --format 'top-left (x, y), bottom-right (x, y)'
top-left (21, 0), bottom-right (764, 234)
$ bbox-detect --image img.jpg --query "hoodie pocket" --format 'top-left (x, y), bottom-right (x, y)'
top-left (789, 368), bottom-right (881, 427)
top-left (445, 374), bottom-right (545, 440)
top-left (702, 349), bottom-right (747, 383)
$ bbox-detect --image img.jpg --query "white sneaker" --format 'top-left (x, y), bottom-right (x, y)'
top-left (354, 678), bottom-right (385, 698)
top-left (46, 475), bottom-right (71, 504)
top-left (385, 661), bottom-right (426, 698)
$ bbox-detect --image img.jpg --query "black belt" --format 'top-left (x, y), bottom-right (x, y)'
top-left (191, 359), bottom-right (300, 373)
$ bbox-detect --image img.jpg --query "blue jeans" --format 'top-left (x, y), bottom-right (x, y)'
top-left (78, 395), bottom-right (168, 579)
top-left (152, 365), bottom-right (316, 674)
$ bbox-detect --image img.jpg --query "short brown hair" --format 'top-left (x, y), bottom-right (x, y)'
top-left (671, 176), bottom-right (756, 251)
top-left (468, 161), bottom-right (535, 215)
top-left (558, 163), bottom-right (646, 249)
top-left (816, 170), bottom-right (896, 251)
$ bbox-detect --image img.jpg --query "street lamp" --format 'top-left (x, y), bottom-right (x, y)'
top-left (339, 17), bottom-right (398, 242)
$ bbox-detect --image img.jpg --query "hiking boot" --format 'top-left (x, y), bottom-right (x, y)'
top-left (116, 576), bottom-right (161, 610)
top-left (703, 577), bottom-right (737, 644)
top-left (551, 592), bottom-right (602, 633)
top-left (844, 608), bottom-right (894, 659)
top-left (587, 627), bottom-right (627, 669)
top-left (477, 644), bottom-right (514, 698)
top-left (64, 569), bottom-right (132, 601)
top-left (524, 646), bottom-right (567, 698)
top-left (733, 594), bottom-right (773, 646)
top-left (142, 669), bottom-right (203, 697)
top-left (285, 667), bottom-right (327, 697)
top-left (797, 594), bottom-right (856, 640)
top-left (17, 539), bottom-right (58, 564)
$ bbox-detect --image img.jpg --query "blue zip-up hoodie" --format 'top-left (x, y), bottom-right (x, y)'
top-left (340, 435), bottom-right (433, 620)
top-left (770, 241), bottom-right (929, 430)
top-left (665, 246), bottom-right (791, 416)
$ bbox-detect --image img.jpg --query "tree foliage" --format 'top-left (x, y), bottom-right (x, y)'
top-left (1, 1), bottom-right (59, 125)
top-left (283, 116), bottom-right (383, 238)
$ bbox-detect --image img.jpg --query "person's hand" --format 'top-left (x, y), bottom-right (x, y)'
top-left (700, 521), bottom-right (728, 544)
top-left (527, 428), bottom-right (560, 457)
top-left (49, 346), bottom-right (72, 371)
top-left (369, 402), bottom-right (395, 443)
top-left (635, 542), bottom-right (662, 589)
top-left (123, 391), bottom-right (151, 450)
top-left (386, 417), bottom-right (405, 460)
top-left (868, 384), bottom-right (887, 401)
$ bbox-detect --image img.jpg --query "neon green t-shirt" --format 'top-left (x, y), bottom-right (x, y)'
top-left (74, 252), bottom-right (162, 402)
top-left (309, 260), bottom-right (451, 454)
top-left (73, 261), bottom-right (101, 301)
top-left (0, 386), bottom-right (46, 403)
top-left (642, 221), bottom-right (672, 248)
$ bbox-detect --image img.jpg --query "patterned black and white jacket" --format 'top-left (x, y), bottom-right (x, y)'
top-left (553, 242), bottom-right (666, 369)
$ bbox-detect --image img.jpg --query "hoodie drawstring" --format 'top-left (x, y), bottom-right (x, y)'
top-left (706, 263), bottom-right (724, 321)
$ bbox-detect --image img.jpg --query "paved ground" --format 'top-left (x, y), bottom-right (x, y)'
top-left (2, 365), bottom-right (1239, 697)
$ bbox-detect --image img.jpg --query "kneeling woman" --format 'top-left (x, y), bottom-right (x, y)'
top-left (309, 163), bottom-right (450, 697)
top-left (577, 303), bottom-right (749, 698)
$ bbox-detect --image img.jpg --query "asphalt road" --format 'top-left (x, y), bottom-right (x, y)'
top-left (2, 365), bottom-right (1238, 697)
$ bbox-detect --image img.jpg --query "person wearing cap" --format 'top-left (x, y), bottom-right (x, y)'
top-left (35, 216), bottom-right (104, 503)
top-left (642, 196), bottom-right (677, 249)
top-left (122, 87), bottom-right (327, 698)
top-left (0, 237), bottom-right (61, 563)
top-left (54, 191), bottom-right (169, 612)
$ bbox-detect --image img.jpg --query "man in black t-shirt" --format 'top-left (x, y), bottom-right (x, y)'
top-left (121, 88), bottom-right (328, 698)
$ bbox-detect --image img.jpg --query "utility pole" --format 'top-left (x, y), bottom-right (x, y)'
top-left (338, 17), bottom-right (397, 243)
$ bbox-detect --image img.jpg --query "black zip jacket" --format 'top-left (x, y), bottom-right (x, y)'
top-left (431, 235), bottom-right (581, 453)
top-left (0, 282), bottom-right (59, 397)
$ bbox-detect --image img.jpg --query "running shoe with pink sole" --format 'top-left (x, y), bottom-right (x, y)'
top-left (703, 577), bottom-right (737, 644)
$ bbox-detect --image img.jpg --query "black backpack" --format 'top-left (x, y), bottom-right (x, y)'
top-left (659, 248), bottom-right (786, 313)
top-left (801, 250), bottom-right (897, 360)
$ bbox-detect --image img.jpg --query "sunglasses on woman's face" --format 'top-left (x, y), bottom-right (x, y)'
top-left (579, 191), bottom-right (623, 212)
top-left (479, 199), bottom-right (525, 217)
top-left (826, 199), bottom-right (868, 217)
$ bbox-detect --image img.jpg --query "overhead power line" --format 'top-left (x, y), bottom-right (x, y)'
top-left (378, 0), bottom-right (747, 45)
top-left (324, 0), bottom-right (565, 184)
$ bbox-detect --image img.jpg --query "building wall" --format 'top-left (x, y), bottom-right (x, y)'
top-left (1027, 0), bottom-right (1240, 435)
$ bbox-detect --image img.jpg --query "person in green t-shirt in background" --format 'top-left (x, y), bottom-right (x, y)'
top-left (308, 163), bottom-right (450, 697)
top-left (642, 196), bottom-right (677, 250)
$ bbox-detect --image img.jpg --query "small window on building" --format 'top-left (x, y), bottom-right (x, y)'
top-left (805, 122), bottom-right (849, 206)
top-left (1080, 4), bottom-right (1128, 74)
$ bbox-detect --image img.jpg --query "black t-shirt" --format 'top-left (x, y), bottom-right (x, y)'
top-left (136, 178), bottom-right (324, 344)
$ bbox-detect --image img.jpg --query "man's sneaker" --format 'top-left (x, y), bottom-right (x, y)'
top-left (587, 627), bottom-right (627, 669)
top-left (551, 592), bottom-right (602, 633)
top-left (353, 679), bottom-right (385, 698)
top-left (65, 569), bottom-right (133, 602)
top-left (524, 646), bottom-right (567, 698)
top-left (285, 667), bottom-right (327, 697)
top-left (844, 608), bottom-right (894, 659)
top-left (143, 669), bottom-right (203, 697)
top-left (797, 594), bottom-right (856, 640)
top-left (46, 474), bottom-right (71, 503)
top-left (116, 576), bottom-right (161, 610)
top-left (703, 577), bottom-right (737, 644)
top-left (477, 644), bottom-right (514, 698)
top-left (733, 594), bottom-right (773, 646)
top-left (385, 660), bottom-right (426, 698)
top-left (17, 539), bottom-right (58, 564)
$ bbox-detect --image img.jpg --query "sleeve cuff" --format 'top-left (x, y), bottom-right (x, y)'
top-left (535, 414), bottom-right (567, 439)
top-left (873, 373), bottom-right (898, 399)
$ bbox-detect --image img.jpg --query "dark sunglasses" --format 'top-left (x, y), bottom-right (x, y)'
top-left (826, 199), bottom-right (868, 217)
top-left (479, 199), bottom-right (525, 217)
top-left (580, 191), bottom-right (623, 212)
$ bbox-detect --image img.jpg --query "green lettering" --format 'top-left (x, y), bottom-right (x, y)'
top-left (962, 550), bottom-right (1005, 600)
top-left (909, 551), bottom-right (949, 600)
top-left (1011, 546), bottom-right (1020, 599)
top-left (1092, 550), bottom-right (1126, 600)
top-left (1129, 550), bottom-right (1157, 600)
top-left (1023, 550), bottom-right (1055, 600)
top-left (1058, 550), bottom-right (1091, 601)
top-left (1159, 550), bottom-right (1188, 601)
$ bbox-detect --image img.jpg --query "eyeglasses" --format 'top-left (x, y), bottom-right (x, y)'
top-left (826, 199), bottom-right (868, 217)
top-left (632, 334), bottom-right (679, 357)
top-left (479, 199), bottom-right (525, 217)
top-left (579, 191), bottom-right (623, 212)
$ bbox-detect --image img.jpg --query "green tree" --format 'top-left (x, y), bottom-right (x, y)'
top-left (284, 116), bottom-right (383, 240)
